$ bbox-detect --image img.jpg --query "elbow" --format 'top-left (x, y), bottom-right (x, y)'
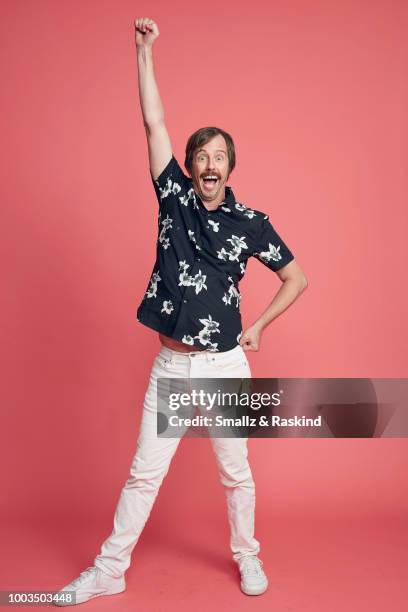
top-left (299, 276), bottom-right (308, 292)
top-left (281, 275), bottom-right (308, 293)
top-left (144, 117), bottom-right (165, 131)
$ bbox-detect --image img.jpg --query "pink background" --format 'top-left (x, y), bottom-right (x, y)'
top-left (1, 0), bottom-right (407, 610)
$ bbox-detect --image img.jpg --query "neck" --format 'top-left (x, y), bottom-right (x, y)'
top-left (201, 185), bottom-right (227, 211)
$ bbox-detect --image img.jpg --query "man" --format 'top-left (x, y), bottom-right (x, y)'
top-left (54, 17), bottom-right (308, 606)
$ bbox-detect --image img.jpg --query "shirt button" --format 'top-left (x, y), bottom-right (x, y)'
top-left (196, 257), bottom-right (201, 262)
top-left (206, 225), bottom-right (209, 229)
top-left (183, 299), bottom-right (187, 303)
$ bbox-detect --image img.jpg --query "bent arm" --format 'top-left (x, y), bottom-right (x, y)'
top-left (253, 260), bottom-right (308, 332)
top-left (240, 259), bottom-right (308, 351)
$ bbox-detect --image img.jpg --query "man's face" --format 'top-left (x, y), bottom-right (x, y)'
top-left (190, 135), bottom-right (230, 202)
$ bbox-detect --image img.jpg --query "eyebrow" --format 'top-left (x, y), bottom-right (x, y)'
top-left (196, 149), bottom-right (227, 154)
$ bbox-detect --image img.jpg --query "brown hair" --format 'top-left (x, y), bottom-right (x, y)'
top-left (184, 126), bottom-right (236, 178)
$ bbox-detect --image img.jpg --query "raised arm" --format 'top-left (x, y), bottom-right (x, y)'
top-left (134, 17), bottom-right (172, 181)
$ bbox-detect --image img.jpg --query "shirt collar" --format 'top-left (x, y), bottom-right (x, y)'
top-left (223, 185), bottom-right (236, 207)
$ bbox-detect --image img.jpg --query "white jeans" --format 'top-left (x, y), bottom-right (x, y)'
top-left (93, 343), bottom-right (261, 577)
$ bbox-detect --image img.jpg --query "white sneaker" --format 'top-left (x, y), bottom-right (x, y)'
top-left (53, 566), bottom-right (125, 606)
top-left (238, 555), bottom-right (268, 596)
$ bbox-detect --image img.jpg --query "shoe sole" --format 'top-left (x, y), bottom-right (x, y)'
top-left (53, 586), bottom-right (126, 606)
top-left (240, 581), bottom-right (268, 596)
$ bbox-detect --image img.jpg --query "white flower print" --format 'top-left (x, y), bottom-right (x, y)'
top-left (228, 247), bottom-right (241, 262)
top-left (179, 270), bottom-right (192, 286)
top-left (158, 213), bottom-right (173, 250)
top-left (239, 261), bottom-right (246, 275)
top-left (187, 229), bottom-right (201, 250)
top-left (235, 202), bottom-right (246, 212)
top-left (178, 260), bottom-right (192, 286)
top-left (180, 188), bottom-right (199, 209)
top-left (198, 314), bottom-right (220, 334)
top-left (181, 314), bottom-right (220, 351)
top-left (192, 270), bottom-right (208, 294)
top-left (220, 206), bottom-right (231, 213)
top-left (217, 247), bottom-right (228, 261)
top-left (227, 235), bottom-right (248, 250)
top-left (178, 261), bottom-right (207, 294)
top-left (158, 177), bottom-right (182, 200)
top-left (217, 234), bottom-right (249, 264)
top-left (235, 202), bottom-right (257, 219)
top-left (197, 328), bottom-right (212, 344)
top-left (256, 243), bottom-right (282, 263)
top-left (161, 216), bottom-right (172, 229)
top-left (146, 271), bottom-right (161, 299)
top-left (208, 219), bottom-right (219, 232)
top-left (161, 300), bottom-right (174, 315)
top-left (222, 276), bottom-right (241, 308)
top-left (235, 202), bottom-right (247, 211)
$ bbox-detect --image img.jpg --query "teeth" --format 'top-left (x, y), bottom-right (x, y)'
top-left (203, 176), bottom-right (218, 180)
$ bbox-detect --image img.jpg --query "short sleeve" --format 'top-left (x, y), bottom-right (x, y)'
top-left (251, 215), bottom-right (295, 272)
top-left (150, 154), bottom-right (190, 206)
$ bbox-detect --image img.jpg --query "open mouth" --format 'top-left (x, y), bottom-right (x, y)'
top-left (201, 175), bottom-right (220, 191)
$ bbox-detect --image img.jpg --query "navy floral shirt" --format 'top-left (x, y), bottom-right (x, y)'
top-left (136, 154), bottom-right (295, 352)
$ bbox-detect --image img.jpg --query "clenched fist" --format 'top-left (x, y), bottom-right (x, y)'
top-left (134, 18), bottom-right (159, 47)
